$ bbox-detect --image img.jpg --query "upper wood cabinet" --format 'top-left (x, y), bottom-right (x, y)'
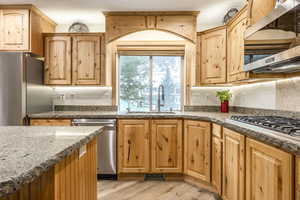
top-left (227, 7), bottom-right (249, 83)
top-left (104, 12), bottom-right (198, 43)
top-left (198, 26), bottom-right (227, 84)
top-left (118, 119), bottom-right (150, 173)
top-left (246, 138), bottom-right (293, 200)
top-left (211, 124), bottom-right (223, 195)
top-left (72, 36), bottom-right (101, 85)
top-left (152, 120), bottom-right (183, 173)
top-left (222, 128), bottom-right (245, 200)
top-left (184, 120), bottom-right (211, 182)
top-left (248, 0), bottom-right (276, 26)
top-left (44, 36), bottom-right (72, 85)
top-left (0, 5), bottom-right (56, 55)
top-left (44, 33), bottom-right (105, 86)
top-left (0, 9), bottom-right (29, 50)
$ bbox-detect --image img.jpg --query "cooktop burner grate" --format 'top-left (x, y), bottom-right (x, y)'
top-left (230, 116), bottom-right (300, 137)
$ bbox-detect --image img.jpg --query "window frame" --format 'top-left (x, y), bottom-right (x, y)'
top-left (118, 54), bottom-right (184, 112)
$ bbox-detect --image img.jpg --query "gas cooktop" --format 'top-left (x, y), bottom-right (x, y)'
top-left (230, 116), bottom-right (300, 137)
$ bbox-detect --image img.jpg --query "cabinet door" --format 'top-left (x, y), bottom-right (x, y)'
top-left (30, 119), bottom-right (72, 126)
top-left (227, 9), bottom-right (249, 82)
top-left (44, 36), bottom-right (72, 85)
top-left (201, 27), bottom-right (227, 84)
top-left (118, 120), bottom-right (150, 173)
top-left (184, 120), bottom-right (211, 181)
top-left (151, 120), bottom-right (183, 173)
top-left (297, 157), bottom-right (300, 200)
top-left (248, 0), bottom-right (276, 25)
top-left (211, 124), bottom-right (223, 194)
top-left (72, 36), bottom-right (101, 85)
top-left (246, 138), bottom-right (293, 200)
top-left (222, 128), bottom-right (245, 200)
top-left (0, 9), bottom-right (29, 50)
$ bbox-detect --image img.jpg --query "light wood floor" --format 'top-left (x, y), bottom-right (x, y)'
top-left (98, 180), bottom-right (220, 200)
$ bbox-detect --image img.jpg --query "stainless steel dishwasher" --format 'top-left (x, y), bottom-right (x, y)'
top-left (72, 119), bottom-right (117, 179)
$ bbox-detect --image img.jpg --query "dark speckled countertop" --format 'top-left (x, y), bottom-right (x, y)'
top-left (0, 126), bottom-right (103, 197)
top-left (29, 111), bottom-right (300, 156)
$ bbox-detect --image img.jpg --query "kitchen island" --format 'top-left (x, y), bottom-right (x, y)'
top-left (0, 126), bottom-right (103, 199)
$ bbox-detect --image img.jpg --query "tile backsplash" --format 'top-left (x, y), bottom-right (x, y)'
top-left (52, 87), bottom-right (112, 106)
top-left (191, 77), bottom-right (300, 113)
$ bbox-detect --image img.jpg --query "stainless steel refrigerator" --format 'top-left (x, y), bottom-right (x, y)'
top-left (0, 52), bottom-right (54, 125)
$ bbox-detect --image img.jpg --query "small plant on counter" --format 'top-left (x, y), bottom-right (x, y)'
top-left (216, 90), bottom-right (232, 113)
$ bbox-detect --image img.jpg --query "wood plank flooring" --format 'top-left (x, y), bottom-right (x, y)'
top-left (98, 180), bottom-right (220, 200)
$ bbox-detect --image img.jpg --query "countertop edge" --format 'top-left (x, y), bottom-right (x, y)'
top-left (0, 127), bottom-right (104, 198)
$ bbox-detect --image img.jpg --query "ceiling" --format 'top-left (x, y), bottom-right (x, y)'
top-left (0, 0), bottom-right (246, 31)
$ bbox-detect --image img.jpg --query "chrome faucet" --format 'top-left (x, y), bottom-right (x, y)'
top-left (157, 84), bottom-right (165, 112)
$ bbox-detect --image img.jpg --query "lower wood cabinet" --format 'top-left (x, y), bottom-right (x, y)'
top-left (2, 139), bottom-right (97, 200)
top-left (30, 119), bottom-right (72, 126)
top-left (184, 120), bottom-right (211, 182)
top-left (211, 124), bottom-right (223, 194)
top-left (296, 157), bottom-right (300, 200)
top-left (222, 128), bottom-right (245, 200)
top-left (246, 138), bottom-right (293, 200)
top-left (117, 120), bottom-right (150, 173)
top-left (151, 120), bottom-right (183, 173)
top-left (117, 119), bottom-right (182, 174)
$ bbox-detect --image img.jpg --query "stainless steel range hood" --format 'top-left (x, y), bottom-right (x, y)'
top-left (244, 0), bottom-right (300, 73)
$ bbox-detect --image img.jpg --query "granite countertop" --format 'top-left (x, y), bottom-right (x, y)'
top-left (0, 126), bottom-right (103, 197)
top-left (29, 111), bottom-right (300, 156)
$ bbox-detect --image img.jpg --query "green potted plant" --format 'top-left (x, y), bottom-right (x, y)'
top-left (216, 90), bottom-right (232, 113)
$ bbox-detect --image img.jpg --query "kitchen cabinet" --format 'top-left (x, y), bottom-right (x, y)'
top-left (222, 128), bottom-right (245, 200)
top-left (211, 124), bottom-right (223, 194)
top-left (104, 12), bottom-right (198, 43)
top-left (44, 33), bottom-right (105, 86)
top-left (227, 6), bottom-right (249, 83)
top-left (248, 0), bottom-right (276, 26)
top-left (0, 9), bottom-right (29, 50)
top-left (246, 138), bottom-right (293, 200)
top-left (117, 120), bottom-right (150, 173)
top-left (0, 5), bottom-right (56, 55)
top-left (118, 119), bottom-right (182, 174)
top-left (2, 138), bottom-right (97, 200)
top-left (199, 26), bottom-right (227, 84)
top-left (184, 120), bottom-right (211, 181)
top-left (152, 119), bottom-right (183, 173)
top-left (72, 36), bottom-right (101, 85)
top-left (297, 157), bottom-right (300, 200)
top-left (44, 36), bottom-right (72, 85)
top-left (30, 119), bottom-right (72, 126)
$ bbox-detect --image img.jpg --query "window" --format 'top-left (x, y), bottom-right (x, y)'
top-left (119, 55), bottom-right (182, 112)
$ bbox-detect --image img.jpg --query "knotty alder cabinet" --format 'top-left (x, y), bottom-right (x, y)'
top-left (30, 119), bottom-right (72, 126)
top-left (248, 0), bottom-right (276, 26)
top-left (44, 33), bottom-right (105, 85)
top-left (184, 120), bottom-right (211, 182)
top-left (222, 128), bottom-right (245, 200)
top-left (0, 5), bottom-right (56, 55)
top-left (211, 124), bottom-right (223, 195)
top-left (118, 119), bottom-right (182, 174)
top-left (198, 26), bottom-right (227, 84)
top-left (246, 138), bottom-right (293, 200)
top-left (226, 6), bottom-right (249, 83)
top-left (1, 138), bottom-right (97, 200)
